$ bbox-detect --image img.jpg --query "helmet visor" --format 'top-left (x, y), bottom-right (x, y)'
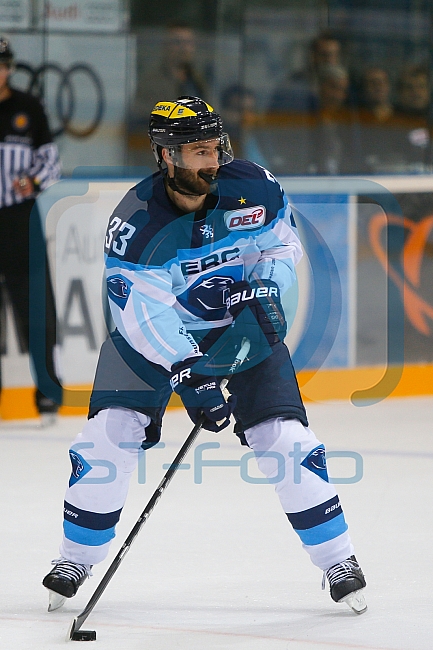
top-left (165, 134), bottom-right (233, 170)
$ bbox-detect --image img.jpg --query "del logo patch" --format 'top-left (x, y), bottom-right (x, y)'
top-left (224, 205), bottom-right (266, 230)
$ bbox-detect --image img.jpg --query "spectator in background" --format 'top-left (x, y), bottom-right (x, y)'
top-left (221, 85), bottom-right (256, 144)
top-left (307, 63), bottom-right (359, 174)
top-left (317, 64), bottom-right (350, 111)
top-left (220, 84), bottom-right (269, 167)
top-left (0, 36), bottom-right (62, 423)
top-left (129, 22), bottom-right (209, 168)
top-left (262, 31), bottom-right (348, 174)
top-left (161, 22), bottom-right (208, 99)
top-left (308, 31), bottom-right (342, 72)
top-left (360, 67), bottom-right (394, 123)
top-left (131, 22), bottom-right (208, 130)
top-left (359, 66), bottom-right (404, 174)
top-left (358, 67), bottom-right (398, 173)
top-left (270, 31), bottom-right (343, 113)
top-left (394, 65), bottom-right (431, 170)
top-left (395, 65), bottom-right (431, 119)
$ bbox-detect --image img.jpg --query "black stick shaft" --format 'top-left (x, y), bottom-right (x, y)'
top-left (68, 338), bottom-right (250, 638)
top-left (69, 416), bottom-right (205, 636)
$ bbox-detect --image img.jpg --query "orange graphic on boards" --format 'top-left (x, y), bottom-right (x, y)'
top-left (369, 213), bottom-right (433, 336)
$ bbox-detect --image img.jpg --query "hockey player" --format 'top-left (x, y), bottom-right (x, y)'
top-left (43, 96), bottom-right (367, 614)
top-left (0, 36), bottom-right (62, 421)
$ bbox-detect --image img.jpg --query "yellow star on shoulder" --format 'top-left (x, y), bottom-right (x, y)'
top-left (238, 196), bottom-right (246, 204)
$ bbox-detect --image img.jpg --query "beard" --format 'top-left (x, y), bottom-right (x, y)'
top-left (171, 166), bottom-right (218, 196)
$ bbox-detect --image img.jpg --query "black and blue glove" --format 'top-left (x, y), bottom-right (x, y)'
top-left (170, 357), bottom-right (237, 432)
top-left (226, 279), bottom-right (287, 345)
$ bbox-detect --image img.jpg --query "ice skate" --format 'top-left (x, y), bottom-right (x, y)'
top-left (38, 412), bottom-right (57, 428)
top-left (36, 391), bottom-right (59, 428)
top-left (323, 555), bottom-right (367, 614)
top-left (42, 558), bottom-right (92, 611)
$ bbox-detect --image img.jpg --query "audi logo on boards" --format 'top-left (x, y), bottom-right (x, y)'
top-left (14, 62), bottom-right (105, 138)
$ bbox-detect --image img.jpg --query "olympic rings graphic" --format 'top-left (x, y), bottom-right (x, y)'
top-left (14, 62), bottom-right (105, 138)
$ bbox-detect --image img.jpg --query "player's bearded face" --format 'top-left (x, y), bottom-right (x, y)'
top-left (165, 139), bottom-right (220, 195)
top-left (172, 165), bottom-right (218, 195)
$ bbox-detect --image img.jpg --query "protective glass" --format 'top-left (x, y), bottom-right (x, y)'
top-left (166, 134), bottom-right (234, 169)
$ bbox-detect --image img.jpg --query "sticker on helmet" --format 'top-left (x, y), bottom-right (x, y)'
top-left (169, 105), bottom-right (198, 118)
top-left (151, 102), bottom-right (177, 116)
top-left (151, 101), bottom-right (201, 119)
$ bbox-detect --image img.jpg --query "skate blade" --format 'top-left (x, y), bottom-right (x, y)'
top-left (47, 589), bottom-right (66, 612)
top-left (340, 589), bottom-right (367, 614)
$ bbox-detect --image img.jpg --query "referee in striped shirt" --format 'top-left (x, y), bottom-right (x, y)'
top-left (0, 36), bottom-right (62, 423)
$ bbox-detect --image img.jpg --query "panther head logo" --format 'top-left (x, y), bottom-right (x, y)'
top-left (178, 274), bottom-right (237, 321)
top-left (69, 451), bottom-right (84, 479)
top-left (107, 276), bottom-right (129, 299)
top-left (307, 447), bottom-right (327, 471)
top-left (190, 276), bottom-right (235, 312)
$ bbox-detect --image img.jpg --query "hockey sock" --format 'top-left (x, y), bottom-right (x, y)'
top-left (244, 417), bottom-right (354, 570)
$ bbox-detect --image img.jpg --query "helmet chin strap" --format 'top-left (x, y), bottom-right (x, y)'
top-left (165, 169), bottom-right (199, 196)
top-left (165, 166), bottom-right (218, 197)
top-left (198, 170), bottom-right (218, 184)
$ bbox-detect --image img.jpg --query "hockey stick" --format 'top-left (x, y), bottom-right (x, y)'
top-left (67, 337), bottom-right (250, 641)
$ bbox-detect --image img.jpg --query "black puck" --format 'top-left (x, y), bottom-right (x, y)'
top-left (71, 629), bottom-right (97, 641)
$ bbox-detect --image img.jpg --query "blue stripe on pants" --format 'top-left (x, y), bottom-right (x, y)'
top-left (293, 513), bottom-right (348, 546)
top-left (63, 520), bottom-right (116, 546)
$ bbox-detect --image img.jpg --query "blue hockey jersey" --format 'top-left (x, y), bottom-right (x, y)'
top-left (104, 159), bottom-right (302, 371)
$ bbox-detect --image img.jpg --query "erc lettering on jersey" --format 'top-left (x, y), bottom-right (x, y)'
top-left (226, 285), bottom-right (278, 308)
top-left (180, 247), bottom-right (240, 276)
top-left (224, 205), bottom-right (266, 230)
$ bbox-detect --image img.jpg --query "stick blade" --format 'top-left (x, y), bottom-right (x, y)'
top-left (67, 611), bottom-right (92, 641)
top-left (71, 630), bottom-right (97, 641)
top-left (67, 617), bottom-right (79, 641)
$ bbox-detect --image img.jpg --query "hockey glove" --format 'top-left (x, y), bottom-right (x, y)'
top-left (226, 279), bottom-right (287, 345)
top-left (170, 358), bottom-right (237, 433)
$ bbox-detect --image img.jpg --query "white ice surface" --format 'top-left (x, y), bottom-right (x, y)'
top-left (1, 396), bottom-right (432, 649)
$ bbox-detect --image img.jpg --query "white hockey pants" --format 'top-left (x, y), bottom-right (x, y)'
top-left (60, 407), bottom-right (150, 565)
top-left (244, 417), bottom-right (354, 570)
top-left (59, 410), bottom-right (353, 571)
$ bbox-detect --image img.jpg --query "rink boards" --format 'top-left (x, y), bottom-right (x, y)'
top-left (1, 174), bottom-right (432, 418)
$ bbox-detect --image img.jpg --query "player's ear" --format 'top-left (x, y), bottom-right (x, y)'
top-left (161, 147), bottom-right (171, 165)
